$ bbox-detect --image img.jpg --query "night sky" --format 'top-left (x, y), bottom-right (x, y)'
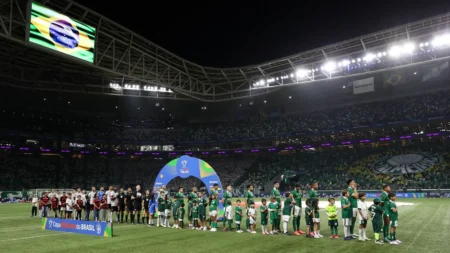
top-left (77, 0), bottom-right (450, 67)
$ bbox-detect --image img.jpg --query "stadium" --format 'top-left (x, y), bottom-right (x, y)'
top-left (0, 0), bottom-right (450, 252)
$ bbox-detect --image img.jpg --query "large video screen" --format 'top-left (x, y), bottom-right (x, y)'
top-left (29, 2), bottom-right (96, 63)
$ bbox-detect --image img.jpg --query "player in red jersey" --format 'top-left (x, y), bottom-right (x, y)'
top-left (75, 195), bottom-right (84, 220)
top-left (40, 192), bottom-right (50, 218)
top-left (51, 195), bottom-right (59, 218)
top-left (60, 192), bottom-right (67, 218)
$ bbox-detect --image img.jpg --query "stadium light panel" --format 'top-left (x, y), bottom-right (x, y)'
top-left (364, 53), bottom-right (376, 62)
top-left (432, 34), bottom-right (450, 47)
top-left (403, 42), bottom-right (415, 54)
top-left (388, 45), bottom-right (402, 57)
top-left (322, 61), bottom-right (336, 72)
top-left (296, 69), bottom-right (308, 77)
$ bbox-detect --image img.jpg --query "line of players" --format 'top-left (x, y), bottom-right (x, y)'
top-left (31, 180), bottom-right (400, 245)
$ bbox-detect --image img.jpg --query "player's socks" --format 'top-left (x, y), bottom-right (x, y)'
top-left (131, 214), bottom-right (135, 223)
top-left (137, 213), bottom-right (141, 224)
top-left (146, 217), bottom-right (149, 224)
top-left (246, 219), bottom-right (250, 230)
top-left (283, 221), bottom-right (288, 233)
top-left (296, 217), bottom-right (300, 231)
top-left (236, 223), bottom-right (240, 231)
top-left (350, 223), bottom-right (354, 235)
top-left (375, 232), bottom-right (379, 240)
top-left (393, 232), bottom-right (396, 241)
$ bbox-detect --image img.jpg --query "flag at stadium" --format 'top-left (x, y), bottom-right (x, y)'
top-left (29, 2), bottom-right (95, 63)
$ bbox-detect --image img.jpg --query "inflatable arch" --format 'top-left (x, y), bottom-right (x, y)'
top-left (153, 155), bottom-right (224, 216)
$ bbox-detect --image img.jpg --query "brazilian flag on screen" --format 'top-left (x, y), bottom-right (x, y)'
top-left (29, 2), bottom-right (95, 63)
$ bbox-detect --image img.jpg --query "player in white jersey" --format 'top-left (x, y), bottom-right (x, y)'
top-left (88, 187), bottom-right (96, 209)
top-left (110, 187), bottom-right (119, 223)
top-left (357, 192), bottom-right (370, 241)
top-left (55, 190), bottom-right (61, 210)
top-left (106, 186), bottom-right (113, 208)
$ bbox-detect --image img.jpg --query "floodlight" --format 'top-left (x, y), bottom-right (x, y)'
top-left (322, 61), bottom-right (336, 72)
top-left (296, 69), bottom-right (308, 77)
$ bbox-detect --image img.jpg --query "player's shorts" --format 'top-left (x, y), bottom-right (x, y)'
top-left (390, 220), bottom-right (398, 228)
top-left (126, 205), bottom-right (133, 211)
top-left (359, 219), bottom-right (367, 226)
top-left (383, 213), bottom-right (390, 218)
top-left (111, 206), bottom-right (118, 212)
top-left (313, 218), bottom-right (320, 223)
top-left (66, 210), bottom-right (72, 214)
top-left (173, 215), bottom-right (178, 219)
top-left (164, 209), bottom-right (171, 217)
top-left (342, 218), bottom-right (352, 227)
top-left (328, 219), bottom-right (338, 227)
top-left (249, 217), bottom-right (255, 225)
top-left (209, 210), bottom-right (217, 217)
top-left (149, 206), bottom-right (156, 214)
top-left (108, 204), bottom-right (111, 209)
top-left (134, 203), bottom-right (142, 211)
top-left (352, 208), bottom-right (358, 218)
top-left (60, 206), bottom-right (66, 211)
top-left (261, 218), bottom-right (267, 226)
top-left (188, 214), bottom-right (192, 221)
top-left (179, 218), bottom-right (184, 222)
top-left (277, 209), bottom-right (282, 215)
top-left (293, 206), bottom-right (301, 216)
top-left (235, 220), bottom-right (241, 224)
top-left (199, 214), bottom-right (206, 221)
top-left (372, 221), bottom-right (382, 233)
top-left (282, 215), bottom-right (291, 222)
top-left (90, 204), bottom-right (94, 210)
top-left (52, 207), bottom-right (58, 211)
top-left (119, 204), bottom-right (125, 211)
top-left (305, 218), bottom-right (312, 226)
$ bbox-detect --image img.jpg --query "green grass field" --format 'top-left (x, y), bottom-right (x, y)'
top-left (0, 198), bottom-right (449, 253)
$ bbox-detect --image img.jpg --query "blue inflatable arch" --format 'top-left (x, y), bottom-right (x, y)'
top-left (153, 155), bottom-right (224, 214)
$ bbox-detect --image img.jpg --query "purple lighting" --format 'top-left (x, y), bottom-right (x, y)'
top-left (268, 148), bottom-right (276, 151)
top-left (19, 147), bottom-right (30, 151)
top-left (185, 152), bottom-right (193, 155)
top-left (168, 152), bottom-right (177, 155)
top-left (234, 150), bottom-right (242, 153)
top-left (251, 149), bottom-right (259, 152)
top-left (152, 152), bottom-right (160, 155)
top-left (117, 152), bottom-right (126, 155)
top-left (341, 141), bottom-right (352, 145)
top-left (99, 151), bottom-right (108, 155)
top-left (359, 140), bottom-right (370, 143)
top-left (302, 145), bottom-right (312, 148)
top-left (134, 152), bottom-right (143, 155)
top-left (201, 152), bottom-right (209, 155)
top-left (218, 151), bottom-right (226, 154)
top-left (321, 143), bottom-right (331, 147)
top-left (285, 146), bottom-right (293, 150)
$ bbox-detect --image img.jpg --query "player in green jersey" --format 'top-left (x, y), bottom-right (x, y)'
top-left (368, 198), bottom-right (385, 244)
top-left (222, 185), bottom-right (233, 228)
top-left (270, 182), bottom-right (282, 232)
top-left (191, 200), bottom-right (199, 229)
top-left (177, 203), bottom-right (185, 229)
top-left (326, 197), bottom-right (339, 239)
top-left (243, 184), bottom-right (254, 232)
top-left (347, 179), bottom-right (359, 238)
top-left (190, 187), bottom-right (198, 200)
top-left (164, 194), bottom-right (172, 227)
top-left (388, 193), bottom-right (401, 245)
top-left (235, 199), bottom-right (243, 233)
top-left (380, 184), bottom-right (391, 242)
top-left (268, 197), bottom-right (280, 235)
top-left (172, 187), bottom-right (184, 228)
top-left (198, 191), bottom-right (208, 231)
top-left (260, 199), bottom-right (268, 234)
top-left (305, 199), bottom-right (314, 238)
top-left (291, 184), bottom-right (305, 235)
top-left (208, 184), bottom-right (219, 228)
top-left (157, 191), bottom-right (165, 227)
top-left (341, 189), bottom-right (353, 240)
top-left (209, 193), bottom-right (219, 232)
top-left (282, 192), bottom-right (294, 236)
top-left (307, 182), bottom-right (319, 202)
top-left (187, 196), bottom-right (193, 229)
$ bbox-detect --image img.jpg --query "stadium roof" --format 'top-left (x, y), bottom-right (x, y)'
top-left (1, 0), bottom-right (450, 102)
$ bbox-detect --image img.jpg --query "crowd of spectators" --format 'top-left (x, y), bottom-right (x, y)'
top-left (1, 90), bottom-right (450, 144)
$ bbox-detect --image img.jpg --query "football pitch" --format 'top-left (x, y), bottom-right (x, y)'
top-left (0, 198), bottom-right (448, 253)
